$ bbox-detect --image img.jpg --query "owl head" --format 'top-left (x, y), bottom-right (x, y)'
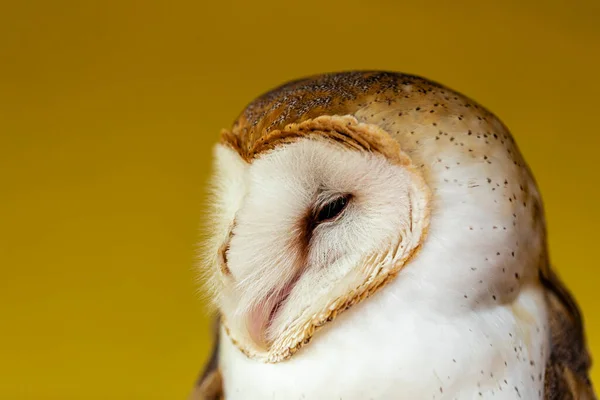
top-left (200, 71), bottom-right (546, 363)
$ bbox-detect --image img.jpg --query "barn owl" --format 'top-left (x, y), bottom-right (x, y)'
top-left (190, 71), bottom-right (595, 399)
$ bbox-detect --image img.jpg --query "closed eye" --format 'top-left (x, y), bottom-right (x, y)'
top-left (315, 194), bottom-right (351, 224)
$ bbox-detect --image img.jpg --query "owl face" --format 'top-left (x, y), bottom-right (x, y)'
top-left (203, 117), bottom-right (430, 362)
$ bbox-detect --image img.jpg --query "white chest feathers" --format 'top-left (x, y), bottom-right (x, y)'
top-left (220, 277), bottom-right (549, 400)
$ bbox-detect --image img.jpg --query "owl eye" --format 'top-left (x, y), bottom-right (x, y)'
top-left (315, 195), bottom-right (351, 223)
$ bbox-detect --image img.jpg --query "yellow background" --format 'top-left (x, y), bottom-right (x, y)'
top-left (1, 1), bottom-right (599, 398)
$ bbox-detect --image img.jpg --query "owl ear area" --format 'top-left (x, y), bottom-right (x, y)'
top-left (217, 221), bottom-right (235, 278)
top-left (208, 139), bottom-right (248, 283)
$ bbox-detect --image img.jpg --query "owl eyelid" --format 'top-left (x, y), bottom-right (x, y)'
top-left (313, 193), bottom-right (352, 224)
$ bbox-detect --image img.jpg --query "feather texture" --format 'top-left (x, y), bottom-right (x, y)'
top-left (190, 71), bottom-right (595, 399)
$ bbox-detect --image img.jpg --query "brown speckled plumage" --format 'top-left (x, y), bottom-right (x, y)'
top-left (192, 71), bottom-right (595, 399)
top-left (541, 267), bottom-right (595, 399)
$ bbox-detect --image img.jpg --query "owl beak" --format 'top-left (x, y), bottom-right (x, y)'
top-left (246, 277), bottom-right (298, 348)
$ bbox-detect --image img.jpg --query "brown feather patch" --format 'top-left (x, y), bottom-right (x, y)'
top-left (221, 114), bottom-right (411, 167)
